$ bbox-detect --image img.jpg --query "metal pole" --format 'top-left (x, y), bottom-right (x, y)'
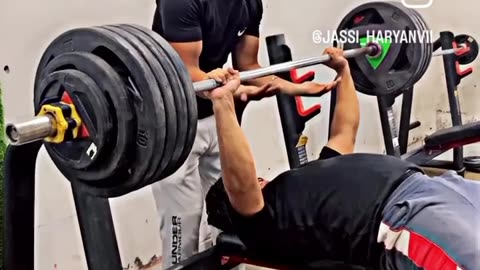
top-left (193, 45), bottom-right (376, 92)
top-left (6, 43), bottom-right (465, 145)
top-left (440, 31), bottom-right (464, 174)
top-left (5, 116), bottom-right (55, 145)
top-left (193, 45), bottom-right (466, 92)
top-left (71, 182), bottom-right (123, 270)
top-left (5, 45), bottom-right (377, 146)
top-left (398, 87), bottom-right (414, 155)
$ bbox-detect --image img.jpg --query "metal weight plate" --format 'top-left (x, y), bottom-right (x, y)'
top-left (99, 25), bottom-right (178, 189)
top-left (120, 24), bottom-right (194, 184)
top-left (34, 27), bottom-right (166, 197)
top-left (455, 34), bottom-right (479, 65)
top-left (35, 52), bottom-right (136, 197)
top-left (391, 2), bottom-right (430, 88)
top-left (36, 69), bottom-right (112, 172)
top-left (389, 3), bottom-right (421, 90)
top-left (402, 5), bottom-right (426, 86)
top-left (404, 5), bottom-right (432, 85)
top-left (118, 25), bottom-right (192, 185)
top-left (125, 24), bottom-right (198, 181)
top-left (337, 2), bottom-right (425, 96)
top-left (112, 24), bottom-right (188, 184)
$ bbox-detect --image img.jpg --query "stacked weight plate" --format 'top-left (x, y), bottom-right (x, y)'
top-left (112, 24), bottom-right (197, 186)
top-left (391, 1), bottom-right (432, 89)
top-left (33, 24), bottom-right (196, 197)
top-left (336, 1), bottom-right (432, 96)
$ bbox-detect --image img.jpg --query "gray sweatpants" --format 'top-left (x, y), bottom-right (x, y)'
top-left (151, 115), bottom-right (222, 268)
top-left (378, 171), bottom-right (480, 269)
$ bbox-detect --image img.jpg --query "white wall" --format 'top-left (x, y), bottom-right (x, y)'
top-left (0, 0), bottom-right (478, 269)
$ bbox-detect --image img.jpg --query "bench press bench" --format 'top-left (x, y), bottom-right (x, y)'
top-left (166, 121), bottom-right (480, 270)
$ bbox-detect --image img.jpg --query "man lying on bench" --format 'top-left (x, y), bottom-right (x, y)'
top-left (202, 49), bottom-right (480, 270)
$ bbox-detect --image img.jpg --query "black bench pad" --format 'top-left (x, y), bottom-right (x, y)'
top-left (216, 232), bottom-right (248, 255)
top-left (424, 121), bottom-right (480, 150)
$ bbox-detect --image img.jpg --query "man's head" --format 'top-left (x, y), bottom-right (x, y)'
top-left (206, 177), bottom-right (269, 232)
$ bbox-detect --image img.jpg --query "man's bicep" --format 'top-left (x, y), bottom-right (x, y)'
top-left (155, 0), bottom-right (202, 42)
top-left (170, 41), bottom-right (202, 66)
top-left (233, 35), bottom-right (260, 70)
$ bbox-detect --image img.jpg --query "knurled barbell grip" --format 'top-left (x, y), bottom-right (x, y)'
top-left (193, 45), bottom-right (377, 92)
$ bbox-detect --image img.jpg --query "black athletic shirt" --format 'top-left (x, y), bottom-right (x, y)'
top-left (152, 0), bottom-right (263, 119)
top-left (231, 151), bottom-right (423, 268)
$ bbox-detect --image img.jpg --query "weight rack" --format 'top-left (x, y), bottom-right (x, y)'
top-left (265, 34), bottom-right (321, 169)
top-left (4, 141), bottom-right (123, 269)
top-left (329, 31), bottom-right (476, 174)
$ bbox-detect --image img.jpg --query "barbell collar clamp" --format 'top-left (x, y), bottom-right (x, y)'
top-left (6, 115), bottom-right (56, 146)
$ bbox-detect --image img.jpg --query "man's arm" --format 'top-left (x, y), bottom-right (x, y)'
top-left (233, 36), bottom-right (340, 99)
top-left (207, 72), bottom-right (264, 217)
top-left (153, 0), bottom-right (226, 83)
top-left (324, 52), bottom-right (360, 154)
top-left (231, 2), bottom-right (316, 96)
top-left (170, 42), bottom-right (209, 82)
top-left (231, 0), bottom-right (275, 87)
top-left (233, 35), bottom-right (279, 86)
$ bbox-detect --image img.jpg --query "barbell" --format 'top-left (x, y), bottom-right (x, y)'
top-left (4, 2), bottom-right (476, 197)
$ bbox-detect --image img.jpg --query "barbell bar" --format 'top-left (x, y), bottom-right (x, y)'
top-left (193, 45), bottom-right (379, 92)
top-left (193, 45), bottom-right (466, 92)
top-left (6, 44), bottom-right (377, 146)
top-left (6, 43), bottom-right (468, 147)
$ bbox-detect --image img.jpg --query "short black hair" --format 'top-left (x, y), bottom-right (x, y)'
top-left (205, 178), bottom-right (236, 232)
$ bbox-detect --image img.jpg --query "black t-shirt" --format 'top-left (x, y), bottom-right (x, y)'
top-left (152, 0), bottom-right (263, 119)
top-left (231, 152), bottom-right (423, 268)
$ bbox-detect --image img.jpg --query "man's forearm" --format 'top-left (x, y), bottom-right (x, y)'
top-left (189, 65), bottom-right (256, 101)
top-left (330, 66), bottom-right (360, 138)
top-left (212, 96), bottom-right (263, 216)
top-left (239, 63), bottom-right (277, 87)
top-left (187, 66), bottom-right (210, 81)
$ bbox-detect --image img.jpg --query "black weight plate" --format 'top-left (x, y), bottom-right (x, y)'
top-left (455, 34), bottom-right (479, 65)
top-left (35, 52), bottom-right (135, 197)
top-left (111, 24), bottom-right (187, 184)
top-left (337, 2), bottom-right (424, 96)
top-left (125, 24), bottom-right (197, 180)
top-left (34, 27), bottom-right (166, 197)
top-left (403, 5), bottom-right (426, 86)
top-left (391, 2), bottom-right (429, 87)
top-left (37, 69), bottom-right (112, 171)
top-left (420, 16), bottom-right (432, 83)
top-left (100, 25), bottom-right (177, 188)
top-left (116, 25), bottom-right (190, 184)
top-left (407, 5), bottom-right (432, 85)
top-left (388, 2), bottom-right (420, 90)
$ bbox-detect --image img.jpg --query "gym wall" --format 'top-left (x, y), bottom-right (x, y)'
top-left (0, 0), bottom-right (478, 269)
